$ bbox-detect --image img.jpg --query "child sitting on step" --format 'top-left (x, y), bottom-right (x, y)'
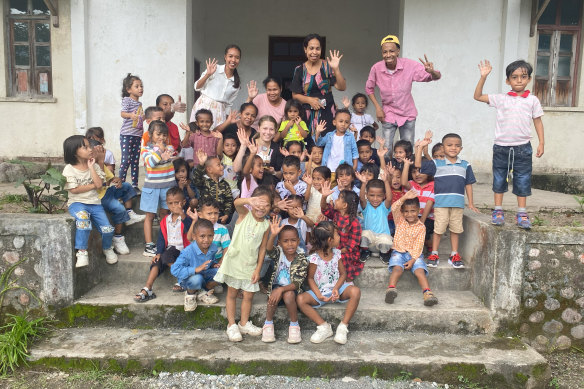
top-left (133, 187), bottom-right (193, 302)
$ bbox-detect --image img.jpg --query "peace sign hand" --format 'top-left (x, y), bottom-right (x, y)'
top-left (327, 50), bottom-right (343, 70)
top-left (419, 54), bottom-right (436, 75)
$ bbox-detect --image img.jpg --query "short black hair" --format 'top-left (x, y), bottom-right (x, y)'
top-left (195, 109), bottom-right (213, 121)
top-left (263, 76), bottom-right (282, 89)
top-left (279, 224), bottom-right (299, 239)
top-left (351, 93), bottom-right (368, 106)
top-left (198, 199), bottom-right (220, 211)
top-left (366, 178), bottom-right (385, 192)
top-left (506, 60), bottom-right (533, 78)
top-left (303, 33), bottom-right (323, 48)
top-left (313, 166), bottom-right (331, 180)
top-left (193, 218), bottom-right (214, 233)
top-left (357, 139), bottom-right (372, 150)
top-left (334, 108), bottom-right (351, 119)
top-left (282, 155), bottom-right (301, 170)
top-left (144, 106), bottom-right (163, 120)
top-left (402, 197), bottom-right (420, 210)
top-left (156, 94), bottom-right (174, 106)
top-left (393, 140), bottom-right (413, 156)
top-left (442, 133), bottom-right (462, 143)
top-left (308, 144), bottom-right (324, 153)
top-left (166, 186), bottom-right (184, 200)
top-left (63, 135), bottom-right (87, 165)
top-left (431, 143), bottom-right (443, 155)
top-left (360, 126), bottom-right (376, 140)
top-left (285, 140), bottom-right (304, 152)
top-left (239, 102), bottom-right (258, 115)
top-left (360, 162), bottom-right (380, 178)
top-left (286, 194), bottom-right (304, 206)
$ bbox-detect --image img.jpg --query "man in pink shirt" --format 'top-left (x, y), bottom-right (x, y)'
top-left (366, 35), bottom-right (441, 161)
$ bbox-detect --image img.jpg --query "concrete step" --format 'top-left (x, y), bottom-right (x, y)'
top-left (29, 327), bottom-right (550, 388)
top-left (58, 284), bottom-right (494, 335)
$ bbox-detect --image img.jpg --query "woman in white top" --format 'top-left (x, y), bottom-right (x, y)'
top-left (189, 45), bottom-right (243, 128)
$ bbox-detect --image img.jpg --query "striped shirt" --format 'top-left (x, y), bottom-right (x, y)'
top-left (488, 93), bottom-right (543, 146)
top-left (141, 144), bottom-right (177, 189)
top-left (420, 158), bottom-right (476, 209)
top-left (408, 180), bottom-right (435, 219)
top-left (391, 196), bottom-right (426, 260)
top-left (120, 97), bottom-right (143, 137)
top-left (213, 223), bottom-right (231, 261)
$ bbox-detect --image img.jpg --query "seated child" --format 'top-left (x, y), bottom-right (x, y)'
top-left (188, 109), bottom-right (223, 166)
top-left (276, 155), bottom-right (307, 200)
top-left (280, 194), bottom-right (313, 252)
top-left (377, 137), bottom-right (412, 171)
top-left (315, 108), bottom-right (358, 172)
top-left (356, 172), bottom-right (393, 262)
top-left (193, 150), bottom-right (234, 225)
top-left (328, 164), bottom-right (360, 202)
top-left (320, 183), bottom-right (363, 281)
top-left (274, 99), bottom-right (309, 145)
top-left (171, 219), bottom-right (220, 311)
top-left (262, 218), bottom-right (309, 344)
top-left (134, 187), bottom-right (193, 302)
top-left (385, 190), bottom-right (438, 307)
top-left (86, 127), bottom-right (116, 172)
top-left (387, 164), bottom-right (404, 238)
top-left (359, 126), bottom-right (381, 166)
top-left (303, 166), bottom-right (331, 225)
top-left (355, 162), bottom-right (380, 190)
top-left (297, 221), bottom-right (361, 344)
top-left (220, 132), bottom-right (241, 198)
top-left (173, 158), bottom-right (198, 212)
top-left (356, 139), bottom-right (377, 172)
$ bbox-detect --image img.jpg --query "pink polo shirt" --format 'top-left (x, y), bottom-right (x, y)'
top-left (365, 58), bottom-right (437, 126)
top-left (189, 132), bottom-right (219, 165)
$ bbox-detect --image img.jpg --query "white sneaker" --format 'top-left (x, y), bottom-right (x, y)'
top-left (310, 322), bottom-right (333, 344)
top-left (238, 321), bottom-right (262, 336)
top-left (334, 322), bottom-right (349, 345)
top-left (197, 290), bottom-right (219, 304)
top-left (112, 235), bottom-right (130, 255)
top-left (103, 247), bottom-right (118, 264)
top-left (226, 323), bottom-right (242, 342)
top-left (75, 250), bottom-right (89, 268)
top-left (184, 291), bottom-right (197, 312)
top-left (125, 210), bottom-right (146, 226)
top-left (261, 323), bottom-right (276, 343)
top-left (213, 284), bottom-right (224, 294)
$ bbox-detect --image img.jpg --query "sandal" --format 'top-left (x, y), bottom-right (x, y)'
top-left (172, 283), bottom-right (185, 293)
top-left (134, 287), bottom-right (156, 303)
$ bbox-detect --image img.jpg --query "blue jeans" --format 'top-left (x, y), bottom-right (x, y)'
top-left (388, 251), bottom-right (428, 276)
top-left (68, 202), bottom-right (114, 250)
top-left (101, 183), bottom-right (137, 225)
top-left (381, 119), bottom-right (416, 161)
top-left (181, 267), bottom-right (218, 290)
top-left (492, 143), bottom-right (532, 197)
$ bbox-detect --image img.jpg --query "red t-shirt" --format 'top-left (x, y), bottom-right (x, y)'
top-left (166, 121), bottom-right (181, 151)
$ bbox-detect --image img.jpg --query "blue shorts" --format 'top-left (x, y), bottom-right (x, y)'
top-left (388, 251), bottom-right (428, 276)
top-left (139, 187), bottom-right (170, 213)
top-left (492, 143), bottom-right (532, 197)
top-left (307, 282), bottom-right (352, 308)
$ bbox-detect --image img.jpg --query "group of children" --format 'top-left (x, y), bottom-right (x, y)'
top-left (61, 58), bottom-right (544, 344)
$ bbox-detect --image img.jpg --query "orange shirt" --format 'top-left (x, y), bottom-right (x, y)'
top-left (391, 197), bottom-right (426, 260)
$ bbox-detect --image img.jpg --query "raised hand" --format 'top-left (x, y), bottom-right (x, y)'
top-left (248, 196), bottom-right (269, 210)
top-left (424, 130), bottom-right (433, 142)
top-left (342, 96), bottom-right (350, 108)
top-left (236, 127), bottom-right (248, 147)
top-left (179, 122), bottom-right (190, 132)
top-left (270, 215), bottom-right (284, 236)
top-left (300, 148), bottom-right (308, 162)
top-left (419, 54), bottom-right (435, 74)
top-left (289, 206), bottom-right (304, 219)
top-left (247, 138), bottom-right (258, 154)
top-left (196, 149), bottom-right (208, 165)
top-left (414, 139), bottom-right (421, 150)
top-left (403, 188), bottom-right (419, 200)
top-left (327, 50), bottom-right (343, 69)
top-left (404, 158), bottom-right (414, 167)
top-left (478, 60), bottom-right (492, 78)
top-left (321, 180), bottom-right (334, 197)
top-left (211, 131), bottom-right (222, 139)
top-left (379, 167), bottom-right (387, 181)
top-left (161, 149), bottom-right (172, 161)
top-left (205, 58), bottom-right (218, 76)
top-left (315, 120), bottom-right (327, 134)
top-left (302, 172), bottom-right (312, 185)
top-left (247, 80), bottom-right (258, 100)
top-left (186, 208), bottom-right (198, 222)
top-left (386, 161), bottom-right (396, 177)
top-left (87, 158), bottom-right (95, 168)
top-left (279, 147), bottom-right (289, 157)
top-left (355, 171), bottom-right (368, 184)
top-left (172, 95), bottom-right (186, 113)
top-left (277, 198), bottom-right (293, 212)
top-left (227, 111), bottom-right (240, 124)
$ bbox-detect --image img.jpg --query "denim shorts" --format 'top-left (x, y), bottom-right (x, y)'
top-left (307, 282), bottom-right (352, 308)
top-left (140, 187), bottom-right (170, 213)
top-left (388, 251), bottom-right (428, 276)
top-left (492, 143), bottom-right (532, 197)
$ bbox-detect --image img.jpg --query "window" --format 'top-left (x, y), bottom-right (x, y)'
top-left (534, 0), bottom-right (582, 106)
top-left (268, 36), bottom-right (326, 101)
top-left (6, 0), bottom-right (52, 97)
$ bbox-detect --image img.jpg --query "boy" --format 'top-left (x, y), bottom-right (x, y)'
top-left (141, 106), bottom-right (166, 150)
top-left (186, 109), bottom-right (223, 166)
top-left (314, 108), bottom-right (358, 172)
top-left (133, 187), bottom-right (193, 302)
top-left (415, 134), bottom-right (478, 268)
top-left (359, 126), bottom-right (381, 166)
top-left (140, 120), bottom-right (177, 257)
top-left (193, 150), bottom-right (234, 225)
top-left (356, 140), bottom-right (377, 172)
top-left (304, 145), bottom-right (323, 175)
top-left (356, 173), bottom-right (393, 262)
top-left (262, 219), bottom-right (309, 344)
top-left (276, 156), bottom-right (307, 199)
top-left (385, 190), bottom-right (438, 307)
top-left (474, 59), bottom-right (544, 229)
top-left (171, 219), bottom-right (220, 311)
top-left (187, 200), bottom-right (231, 268)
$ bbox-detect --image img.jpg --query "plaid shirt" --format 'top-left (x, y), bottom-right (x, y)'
top-left (322, 204), bottom-right (363, 281)
top-left (391, 197), bottom-right (426, 260)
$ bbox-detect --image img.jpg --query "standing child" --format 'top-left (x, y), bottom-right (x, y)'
top-left (297, 221), bottom-right (361, 344)
top-left (303, 166), bottom-right (331, 225)
top-left (358, 126), bottom-right (381, 166)
top-left (274, 99), bottom-right (309, 145)
top-left (474, 59), bottom-right (544, 229)
top-left (262, 217), bottom-right (309, 344)
top-left (276, 156), bottom-right (307, 199)
top-left (320, 183), bottom-right (363, 281)
top-left (315, 109), bottom-right (358, 172)
top-left (119, 73), bottom-right (144, 190)
top-left (193, 150), bottom-right (234, 224)
top-left (385, 190), bottom-right (438, 306)
top-left (416, 134), bottom-right (478, 268)
top-left (342, 92), bottom-right (378, 134)
top-left (214, 186), bottom-right (273, 342)
top-left (140, 121), bottom-right (177, 257)
top-left (187, 109), bottom-right (223, 166)
top-left (173, 158), bottom-right (198, 212)
top-left (63, 136), bottom-right (118, 267)
top-left (140, 106), bottom-right (165, 151)
top-left (234, 135), bottom-right (264, 199)
top-left (220, 132), bottom-right (241, 198)
top-left (386, 163), bottom-right (404, 239)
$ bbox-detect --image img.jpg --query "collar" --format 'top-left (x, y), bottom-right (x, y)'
top-left (217, 64), bottom-right (234, 81)
top-left (445, 157), bottom-right (462, 165)
top-left (192, 241), bottom-right (216, 256)
top-left (508, 90), bottom-right (530, 98)
top-left (167, 214), bottom-right (182, 224)
top-left (384, 58), bottom-right (403, 73)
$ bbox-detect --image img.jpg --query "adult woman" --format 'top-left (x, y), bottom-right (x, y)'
top-left (246, 77), bottom-right (287, 129)
top-left (366, 35), bottom-right (441, 160)
top-left (215, 102), bottom-right (258, 141)
top-left (291, 34), bottom-right (346, 137)
top-left (190, 44), bottom-right (244, 128)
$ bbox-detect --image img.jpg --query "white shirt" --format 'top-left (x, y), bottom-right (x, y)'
top-left (351, 113), bottom-right (375, 132)
top-left (104, 149), bottom-right (116, 165)
top-left (166, 215), bottom-right (184, 251)
top-left (327, 134), bottom-right (345, 171)
top-left (488, 93), bottom-right (543, 146)
top-left (194, 64), bottom-right (240, 107)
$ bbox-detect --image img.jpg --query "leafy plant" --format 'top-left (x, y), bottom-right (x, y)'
top-left (394, 370), bottom-right (413, 381)
top-left (457, 374), bottom-right (484, 389)
top-left (574, 194), bottom-right (584, 212)
top-left (0, 313), bottom-right (48, 376)
top-left (572, 220), bottom-right (582, 227)
top-left (532, 215), bottom-right (546, 226)
top-left (548, 377), bottom-right (560, 389)
top-left (371, 366), bottom-right (378, 379)
top-left (10, 160), bottom-right (67, 214)
top-left (0, 194), bottom-right (26, 205)
top-left (0, 258), bottom-right (42, 318)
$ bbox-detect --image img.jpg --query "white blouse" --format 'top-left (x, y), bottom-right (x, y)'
top-left (194, 64), bottom-right (240, 107)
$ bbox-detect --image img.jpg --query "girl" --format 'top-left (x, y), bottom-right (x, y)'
top-left (186, 109), bottom-right (223, 166)
top-left (173, 158), bottom-right (198, 211)
top-left (214, 186), bottom-right (273, 342)
top-left (190, 45), bottom-right (244, 128)
top-left (216, 102), bottom-right (258, 141)
top-left (86, 127), bottom-right (115, 173)
top-left (274, 99), bottom-right (309, 145)
top-left (221, 132), bottom-right (241, 198)
top-left (234, 129), bottom-right (264, 199)
top-left (328, 164), bottom-right (359, 202)
top-left (343, 93), bottom-right (378, 135)
top-left (119, 73), bottom-right (144, 190)
top-left (63, 135), bottom-right (118, 268)
top-left (303, 166), bottom-right (331, 224)
top-left (296, 221), bottom-right (361, 344)
top-left (320, 182), bottom-right (363, 281)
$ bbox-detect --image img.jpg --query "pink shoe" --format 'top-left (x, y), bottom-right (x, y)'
top-left (262, 323), bottom-right (275, 343)
top-left (287, 325), bottom-right (302, 344)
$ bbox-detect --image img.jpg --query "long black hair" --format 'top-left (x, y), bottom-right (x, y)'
top-left (225, 44), bottom-right (241, 89)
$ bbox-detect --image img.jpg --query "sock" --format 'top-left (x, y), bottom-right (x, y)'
top-left (423, 288), bottom-right (431, 293)
top-left (264, 320), bottom-right (273, 325)
top-left (431, 251), bottom-right (438, 255)
top-left (451, 251), bottom-right (458, 256)
top-left (146, 242), bottom-right (154, 246)
top-left (494, 206), bottom-right (503, 210)
top-left (114, 234), bottom-right (123, 238)
top-left (388, 285), bottom-right (396, 288)
top-left (517, 207), bottom-right (526, 213)
top-left (126, 209), bottom-right (132, 213)
top-left (290, 321), bottom-right (299, 327)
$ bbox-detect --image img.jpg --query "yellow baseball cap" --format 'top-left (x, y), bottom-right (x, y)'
top-left (380, 35), bottom-right (400, 48)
